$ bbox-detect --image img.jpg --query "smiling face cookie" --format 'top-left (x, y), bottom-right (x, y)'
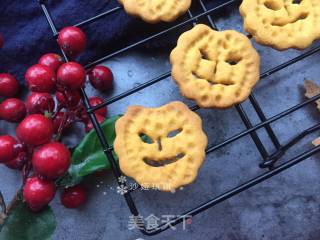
top-left (114, 101), bottom-right (208, 192)
top-left (118, 0), bottom-right (192, 23)
top-left (240, 0), bottom-right (320, 50)
top-left (170, 24), bottom-right (260, 108)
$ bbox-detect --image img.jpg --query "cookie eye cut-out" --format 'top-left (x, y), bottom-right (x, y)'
top-left (240, 0), bottom-right (320, 50)
top-left (170, 24), bottom-right (260, 108)
top-left (226, 60), bottom-right (238, 65)
top-left (114, 101), bottom-right (208, 192)
top-left (292, 0), bottom-right (302, 4)
top-left (139, 133), bottom-right (154, 144)
top-left (225, 55), bottom-right (242, 66)
top-left (167, 128), bottom-right (182, 138)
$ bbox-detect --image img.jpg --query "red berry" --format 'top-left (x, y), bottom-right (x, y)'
top-left (88, 66), bottom-right (113, 91)
top-left (16, 114), bottom-right (53, 146)
top-left (89, 97), bottom-right (107, 117)
top-left (32, 142), bottom-right (71, 180)
top-left (5, 151), bottom-right (27, 170)
top-left (26, 92), bottom-right (55, 114)
top-left (85, 114), bottom-right (105, 133)
top-left (23, 176), bottom-right (56, 212)
top-left (57, 62), bottom-right (85, 90)
top-left (0, 135), bottom-right (18, 163)
top-left (61, 185), bottom-right (87, 209)
top-left (38, 53), bottom-right (64, 72)
top-left (56, 90), bottom-right (81, 107)
top-left (25, 64), bottom-right (56, 93)
top-left (0, 34), bottom-right (3, 49)
top-left (55, 91), bottom-right (65, 104)
top-left (0, 98), bottom-right (26, 123)
top-left (57, 26), bottom-right (87, 58)
top-left (0, 73), bottom-right (19, 97)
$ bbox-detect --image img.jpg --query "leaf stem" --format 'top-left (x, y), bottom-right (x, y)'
top-left (6, 190), bottom-right (22, 215)
top-left (0, 189), bottom-right (22, 226)
top-left (0, 191), bottom-right (7, 220)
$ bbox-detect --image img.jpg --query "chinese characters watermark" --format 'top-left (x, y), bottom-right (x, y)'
top-left (128, 214), bottom-right (192, 231)
top-left (113, 176), bottom-right (176, 195)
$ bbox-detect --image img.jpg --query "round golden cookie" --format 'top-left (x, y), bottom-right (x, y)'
top-left (170, 24), bottom-right (260, 108)
top-left (118, 0), bottom-right (191, 23)
top-left (114, 101), bottom-right (208, 192)
top-left (240, 0), bottom-right (320, 50)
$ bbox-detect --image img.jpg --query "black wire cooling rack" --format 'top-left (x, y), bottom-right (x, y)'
top-left (37, 0), bottom-right (320, 236)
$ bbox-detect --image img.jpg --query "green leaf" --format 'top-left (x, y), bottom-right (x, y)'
top-left (55, 172), bottom-right (82, 188)
top-left (61, 115), bottom-right (120, 186)
top-left (0, 202), bottom-right (56, 240)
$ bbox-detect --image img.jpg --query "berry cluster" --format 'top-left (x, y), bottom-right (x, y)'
top-left (0, 26), bottom-right (113, 211)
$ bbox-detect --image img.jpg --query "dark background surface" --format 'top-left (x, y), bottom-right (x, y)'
top-left (1, 0), bottom-right (320, 240)
top-left (0, 0), bottom-right (224, 84)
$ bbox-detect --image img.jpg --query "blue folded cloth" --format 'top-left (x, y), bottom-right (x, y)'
top-left (0, 0), bottom-right (225, 84)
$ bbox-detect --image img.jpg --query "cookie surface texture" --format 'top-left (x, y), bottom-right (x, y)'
top-left (240, 0), bottom-right (320, 50)
top-left (118, 0), bottom-right (192, 23)
top-left (114, 101), bottom-right (208, 192)
top-left (170, 24), bottom-right (260, 108)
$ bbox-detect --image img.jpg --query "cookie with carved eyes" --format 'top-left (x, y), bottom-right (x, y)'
top-left (114, 101), bottom-right (208, 192)
top-left (118, 0), bottom-right (192, 23)
top-left (170, 24), bottom-right (260, 108)
top-left (240, 0), bottom-right (320, 50)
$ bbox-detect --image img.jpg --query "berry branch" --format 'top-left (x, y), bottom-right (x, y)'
top-left (0, 190), bottom-right (6, 225)
top-left (0, 26), bottom-right (114, 225)
top-left (54, 110), bottom-right (69, 142)
top-left (0, 189), bottom-right (22, 225)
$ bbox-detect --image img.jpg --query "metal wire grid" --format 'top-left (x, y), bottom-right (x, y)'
top-left (37, 0), bottom-right (320, 236)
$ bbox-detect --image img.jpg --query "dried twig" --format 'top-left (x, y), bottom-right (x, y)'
top-left (304, 80), bottom-right (320, 110)
top-left (304, 80), bottom-right (320, 146)
top-left (5, 190), bottom-right (22, 215)
top-left (0, 190), bottom-right (6, 214)
top-left (0, 189), bottom-right (22, 226)
top-left (0, 190), bottom-right (6, 225)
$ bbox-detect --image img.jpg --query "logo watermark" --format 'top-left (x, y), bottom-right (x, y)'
top-left (112, 176), bottom-right (184, 195)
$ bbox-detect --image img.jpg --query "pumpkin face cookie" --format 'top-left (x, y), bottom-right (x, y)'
top-left (114, 101), bottom-right (208, 192)
top-left (240, 0), bottom-right (320, 50)
top-left (118, 0), bottom-right (192, 23)
top-left (170, 24), bottom-right (260, 108)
